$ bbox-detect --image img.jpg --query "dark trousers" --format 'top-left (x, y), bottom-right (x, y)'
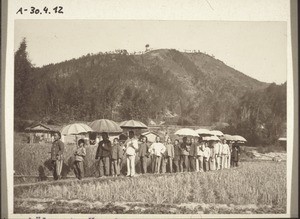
top-left (74, 161), bottom-right (84, 179)
top-left (180, 155), bottom-right (189, 172)
top-left (231, 157), bottom-right (239, 167)
top-left (189, 156), bottom-right (196, 172)
top-left (203, 157), bottom-right (209, 172)
top-left (98, 157), bottom-right (110, 176)
top-left (140, 156), bottom-right (148, 174)
top-left (173, 157), bottom-right (181, 172)
top-left (232, 161), bottom-right (239, 167)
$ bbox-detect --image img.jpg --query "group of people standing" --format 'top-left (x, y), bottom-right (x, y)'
top-left (138, 134), bottom-right (241, 175)
top-left (50, 130), bottom-right (241, 180)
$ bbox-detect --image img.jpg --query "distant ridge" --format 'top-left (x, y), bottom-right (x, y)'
top-left (20, 49), bottom-right (269, 126)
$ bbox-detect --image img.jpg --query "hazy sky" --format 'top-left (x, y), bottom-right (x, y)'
top-left (15, 20), bottom-right (287, 84)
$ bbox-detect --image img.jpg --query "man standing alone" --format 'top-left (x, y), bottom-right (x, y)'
top-left (51, 132), bottom-right (65, 180)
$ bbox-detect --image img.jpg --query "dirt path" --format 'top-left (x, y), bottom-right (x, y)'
top-left (14, 198), bottom-right (286, 214)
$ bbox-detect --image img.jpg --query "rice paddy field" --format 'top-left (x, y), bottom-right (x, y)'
top-left (13, 133), bottom-right (287, 214)
top-left (14, 161), bottom-right (286, 214)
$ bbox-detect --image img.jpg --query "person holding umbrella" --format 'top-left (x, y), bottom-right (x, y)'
top-left (124, 130), bottom-right (139, 177)
top-left (51, 131), bottom-right (65, 180)
top-left (95, 132), bottom-right (112, 177)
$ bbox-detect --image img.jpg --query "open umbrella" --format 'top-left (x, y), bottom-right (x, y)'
top-left (232, 135), bottom-right (247, 142)
top-left (119, 120), bottom-right (148, 129)
top-left (202, 136), bottom-right (220, 141)
top-left (195, 128), bottom-right (213, 136)
top-left (89, 119), bottom-right (123, 134)
top-left (60, 123), bottom-right (93, 135)
top-left (174, 128), bottom-right (198, 137)
top-left (210, 130), bottom-right (224, 136)
top-left (224, 134), bottom-right (235, 141)
top-left (208, 135), bottom-right (220, 141)
top-left (202, 136), bottom-right (210, 141)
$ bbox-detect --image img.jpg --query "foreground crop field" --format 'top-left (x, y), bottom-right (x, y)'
top-left (14, 161), bottom-right (286, 214)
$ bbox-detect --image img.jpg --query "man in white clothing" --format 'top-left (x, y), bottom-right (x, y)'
top-left (203, 142), bottom-right (210, 172)
top-left (221, 139), bottom-right (230, 169)
top-left (124, 130), bottom-right (139, 177)
top-left (196, 138), bottom-right (205, 172)
top-left (214, 140), bottom-right (223, 170)
top-left (148, 136), bottom-right (166, 173)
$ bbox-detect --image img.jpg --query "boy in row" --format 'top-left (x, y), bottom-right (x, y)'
top-left (95, 132), bottom-right (125, 177)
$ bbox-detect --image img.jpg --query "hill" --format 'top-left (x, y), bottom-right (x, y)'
top-left (16, 48), bottom-right (268, 126)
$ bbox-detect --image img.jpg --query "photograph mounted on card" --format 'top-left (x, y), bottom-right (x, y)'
top-left (3, 0), bottom-right (295, 218)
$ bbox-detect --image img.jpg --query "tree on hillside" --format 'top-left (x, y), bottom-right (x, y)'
top-left (14, 38), bottom-right (33, 119)
top-left (145, 44), bottom-right (149, 52)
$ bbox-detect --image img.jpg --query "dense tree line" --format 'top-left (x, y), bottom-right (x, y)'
top-left (222, 83), bottom-right (287, 146)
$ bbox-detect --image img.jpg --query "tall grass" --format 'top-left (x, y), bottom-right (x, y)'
top-left (15, 162), bottom-right (286, 208)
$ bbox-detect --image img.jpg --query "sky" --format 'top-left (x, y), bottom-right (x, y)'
top-left (15, 20), bottom-right (287, 84)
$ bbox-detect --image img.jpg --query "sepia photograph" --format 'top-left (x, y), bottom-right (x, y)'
top-left (11, 19), bottom-right (289, 215)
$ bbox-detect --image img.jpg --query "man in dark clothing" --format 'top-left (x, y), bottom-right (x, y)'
top-left (188, 138), bottom-right (197, 172)
top-left (179, 137), bottom-right (190, 172)
top-left (231, 142), bottom-right (240, 167)
top-left (138, 136), bottom-right (149, 174)
top-left (173, 139), bottom-right (181, 172)
top-left (111, 138), bottom-right (123, 176)
top-left (51, 132), bottom-right (65, 180)
top-left (95, 132), bottom-right (112, 177)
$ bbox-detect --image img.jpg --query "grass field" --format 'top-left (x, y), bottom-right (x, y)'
top-left (14, 161), bottom-right (286, 214)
